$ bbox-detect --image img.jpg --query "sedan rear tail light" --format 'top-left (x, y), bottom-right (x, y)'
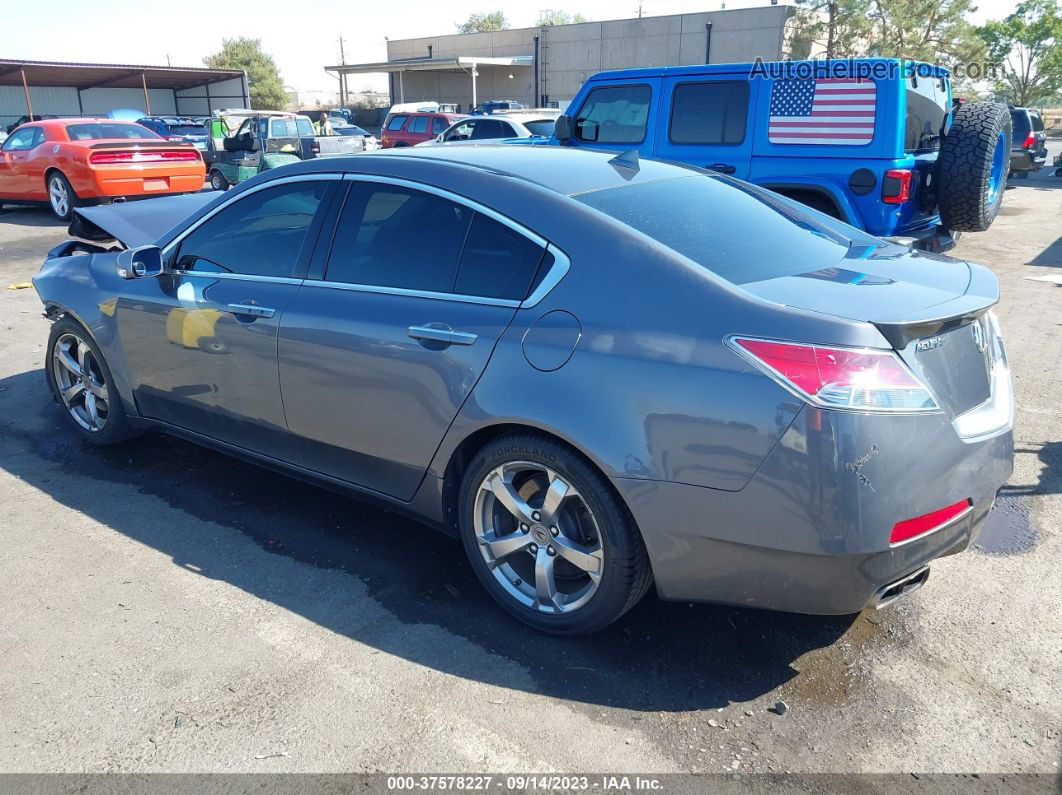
top-left (882, 169), bottom-right (912, 204)
top-left (89, 150), bottom-right (201, 164)
top-left (731, 338), bottom-right (939, 412)
top-left (891, 499), bottom-right (971, 544)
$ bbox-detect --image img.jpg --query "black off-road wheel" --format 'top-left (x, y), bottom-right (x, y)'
top-left (458, 432), bottom-right (653, 636)
top-left (45, 317), bottom-right (139, 445)
top-left (936, 102), bottom-right (1012, 232)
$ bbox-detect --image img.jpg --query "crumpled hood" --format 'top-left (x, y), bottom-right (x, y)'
top-left (70, 192), bottom-right (218, 248)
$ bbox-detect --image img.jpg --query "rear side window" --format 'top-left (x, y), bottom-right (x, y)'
top-left (385, 115), bottom-right (408, 131)
top-left (325, 183), bottom-right (472, 292)
top-left (523, 119), bottom-right (556, 137)
top-left (431, 117), bottom-right (448, 135)
top-left (455, 214), bottom-right (544, 300)
top-left (471, 119), bottom-right (511, 139)
top-left (408, 116), bottom-right (428, 134)
top-left (175, 182), bottom-right (330, 278)
top-left (575, 175), bottom-right (861, 285)
top-left (905, 76), bottom-right (948, 151)
top-left (1030, 112), bottom-right (1044, 132)
top-left (574, 84), bottom-right (651, 144)
top-left (669, 82), bottom-right (749, 144)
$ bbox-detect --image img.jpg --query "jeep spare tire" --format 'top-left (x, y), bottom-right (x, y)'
top-left (936, 102), bottom-right (1011, 232)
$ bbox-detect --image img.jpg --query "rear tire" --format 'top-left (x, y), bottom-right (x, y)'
top-left (46, 172), bottom-right (80, 223)
top-left (458, 432), bottom-right (653, 635)
top-left (209, 169), bottom-right (230, 191)
top-left (936, 102), bottom-right (1012, 232)
top-left (45, 317), bottom-right (138, 446)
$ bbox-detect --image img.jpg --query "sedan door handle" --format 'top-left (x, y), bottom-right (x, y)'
top-left (708, 163), bottom-right (737, 174)
top-left (227, 303), bottom-right (275, 319)
top-left (408, 325), bottom-right (478, 346)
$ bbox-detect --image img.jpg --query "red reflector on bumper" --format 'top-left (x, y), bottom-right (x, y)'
top-left (891, 499), bottom-right (971, 544)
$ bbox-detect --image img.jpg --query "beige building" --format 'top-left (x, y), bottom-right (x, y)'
top-left (328, 6), bottom-right (793, 112)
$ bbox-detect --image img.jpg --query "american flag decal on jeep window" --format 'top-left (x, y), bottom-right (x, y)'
top-left (768, 78), bottom-right (876, 145)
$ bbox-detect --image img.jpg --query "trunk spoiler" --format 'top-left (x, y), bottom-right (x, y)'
top-left (873, 262), bottom-right (999, 349)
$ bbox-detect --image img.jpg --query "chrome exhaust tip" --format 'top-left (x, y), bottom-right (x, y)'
top-left (872, 565), bottom-right (930, 610)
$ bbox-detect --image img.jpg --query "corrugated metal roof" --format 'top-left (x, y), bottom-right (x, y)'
top-left (0, 59), bottom-right (243, 90)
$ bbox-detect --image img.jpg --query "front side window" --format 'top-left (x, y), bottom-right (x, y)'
top-left (175, 182), bottom-right (330, 278)
top-left (669, 82), bottom-right (749, 144)
top-left (408, 116), bottom-right (428, 134)
top-left (2, 127), bottom-right (39, 151)
top-left (325, 183), bottom-right (472, 292)
top-left (385, 115), bottom-right (408, 131)
top-left (65, 123), bottom-right (161, 141)
top-left (445, 121), bottom-right (475, 141)
top-left (574, 84), bottom-right (651, 144)
top-left (455, 214), bottom-right (544, 300)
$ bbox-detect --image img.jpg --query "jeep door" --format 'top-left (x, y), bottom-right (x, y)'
top-left (653, 77), bottom-right (757, 179)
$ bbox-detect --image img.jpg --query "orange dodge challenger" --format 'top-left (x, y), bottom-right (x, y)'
top-left (0, 118), bottom-right (205, 221)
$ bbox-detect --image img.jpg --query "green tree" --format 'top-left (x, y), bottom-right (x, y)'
top-left (537, 10), bottom-right (588, 26)
top-left (203, 38), bottom-right (286, 110)
top-left (456, 11), bottom-right (509, 34)
top-left (980, 0), bottom-right (1062, 105)
top-left (786, 0), bottom-right (874, 59)
top-left (866, 0), bottom-right (986, 68)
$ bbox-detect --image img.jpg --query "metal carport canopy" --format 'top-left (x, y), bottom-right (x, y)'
top-left (325, 56), bottom-right (533, 104)
top-left (0, 59), bottom-right (246, 117)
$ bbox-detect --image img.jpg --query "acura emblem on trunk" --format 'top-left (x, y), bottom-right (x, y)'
top-left (972, 320), bottom-right (988, 353)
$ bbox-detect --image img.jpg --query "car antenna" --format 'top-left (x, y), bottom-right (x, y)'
top-left (608, 149), bottom-right (640, 179)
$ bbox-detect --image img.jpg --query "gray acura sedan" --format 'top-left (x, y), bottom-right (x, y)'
top-left (33, 146), bottom-right (1014, 635)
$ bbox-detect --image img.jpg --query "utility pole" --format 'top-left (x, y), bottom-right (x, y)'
top-left (637, 1), bottom-right (643, 18)
top-left (338, 35), bottom-right (347, 108)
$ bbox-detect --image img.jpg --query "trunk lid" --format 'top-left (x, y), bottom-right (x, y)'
top-left (743, 245), bottom-right (999, 416)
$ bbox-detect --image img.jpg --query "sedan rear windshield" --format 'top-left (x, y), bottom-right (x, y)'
top-left (66, 123), bottom-right (162, 140)
top-left (575, 175), bottom-right (868, 285)
top-left (523, 119), bottom-right (556, 137)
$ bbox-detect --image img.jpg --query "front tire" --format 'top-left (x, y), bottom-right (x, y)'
top-left (46, 172), bottom-right (79, 222)
top-left (46, 317), bottom-right (138, 445)
top-left (458, 433), bottom-right (652, 635)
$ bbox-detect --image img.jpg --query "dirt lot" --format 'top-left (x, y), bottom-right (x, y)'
top-left (0, 161), bottom-right (1060, 777)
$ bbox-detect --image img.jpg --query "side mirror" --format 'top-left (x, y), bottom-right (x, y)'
top-left (554, 114), bottom-right (573, 142)
top-left (117, 245), bottom-right (165, 279)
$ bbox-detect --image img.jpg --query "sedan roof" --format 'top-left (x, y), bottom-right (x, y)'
top-left (284, 145), bottom-right (700, 197)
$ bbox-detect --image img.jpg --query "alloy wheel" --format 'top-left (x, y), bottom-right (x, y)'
top-left (48, 176), bottom-right (69, 218)
top-left (51, 333), bottom-right (109, 432)
top-left (473, 461), bottom-right (604, 614)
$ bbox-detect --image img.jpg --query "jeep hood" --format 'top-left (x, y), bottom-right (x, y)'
top-left (69, 192), bottom-right (218, 249)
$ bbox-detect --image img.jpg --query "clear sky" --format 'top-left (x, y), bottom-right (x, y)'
top-left (4, 0), bottom-right (1021, 98)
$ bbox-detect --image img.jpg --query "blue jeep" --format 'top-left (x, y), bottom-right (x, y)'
top-left (550, 59), bottom-right (1012, 252)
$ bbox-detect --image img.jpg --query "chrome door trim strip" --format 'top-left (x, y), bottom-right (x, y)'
top-left (170, 270), bottom-right (304, 286)
top-left (297, 278), bottom-right (521, 308)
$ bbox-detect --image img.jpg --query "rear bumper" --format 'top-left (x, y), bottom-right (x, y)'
top-left (86, 166), bottom-right (206, 198)
top-left (1010, 150), bottom-right (1046, 172)
top-left (613, 406), bottom-right (1013, 614)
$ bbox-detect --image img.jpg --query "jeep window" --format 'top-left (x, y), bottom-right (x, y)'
top-left (904, 76), bottom-right (948, 152)
top-left (575, 175), bottom-right (873, 285)
top-left (669, 82), bottom-right (749, 145)
top-left (574, 84), bottom-right (651, 144)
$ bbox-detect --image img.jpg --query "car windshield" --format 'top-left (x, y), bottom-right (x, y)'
top-left (66, 123), bottom-right (162, 140)
top-left (523, 119), bottom-right (556, 137)
top-left (575, 175), bottom-right (869, 285)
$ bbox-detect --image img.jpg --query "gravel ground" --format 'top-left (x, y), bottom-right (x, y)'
top-left (0, 159), bottom-right (1059, 777)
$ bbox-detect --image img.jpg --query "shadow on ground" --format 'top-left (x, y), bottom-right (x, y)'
top-left (0, 367), bottom-right (866, 713)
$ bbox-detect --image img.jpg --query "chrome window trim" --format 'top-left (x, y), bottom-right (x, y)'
top-left (161, 173), bottom-right (346, 261)
top-left (169, 270), bottom-right (303, 286)
top-left (159, 171), bottom-right (572, 306)
top-left (298, 279), bottom-right (521, 308)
